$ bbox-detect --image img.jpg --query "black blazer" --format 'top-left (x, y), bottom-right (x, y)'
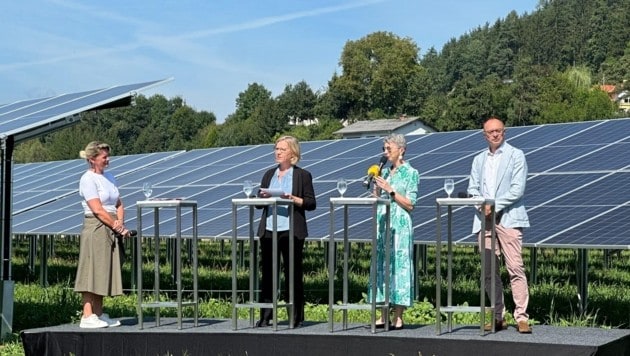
top-left (256, 165), bottom-right (316, 239)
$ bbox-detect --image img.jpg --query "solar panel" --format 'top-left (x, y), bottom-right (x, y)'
top-left (535, 205), bottom-right (630, 248)
top-left (12, 151), bottom-right (184, 213)
top-left (557, 143), bottom-right (630, 172)
top-left (507, 121), bottom-right (599, 149)
top-left (1, 79), bottom-right (172, 143)
top-left (554, 119), bottom-right (630, 146)
top-left (545, 172), bottom-right (630, 206)
top-left (11, 118), bottom-right (630, 249)
top-left (525, 145), bottom-right (595, 172)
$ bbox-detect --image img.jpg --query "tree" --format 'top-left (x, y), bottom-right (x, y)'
top-left (441, 73), bottom-right (510, 130)
top-left (419, 47), bottom-right (447, 92)
top-left (13, 139), bottom-right (52, 163)
top-left (460, 37), bottom-right (489, 81)
top-left (486, 12), bottom-right (521, 80)
top-left (310, 117), bottom-right (343, 140)
top-left (212, 88), bottom-right (285, 147)
top-left (329, 31), bottom-right (421, 120)
top-left (505, 57), bottom-right (546, 127)
top-left (565, 65), bottom-right (592, 90)
top-left (212, 118), bottom-right (267, 147)
top-left (315, 73), bottom-right (351, 120)
top-left (225, 83), bottom-right (272, 124)
top-left (418, 93), bottom-right (447, 130)
top-left (13, 94), bottom-right (216, 162)
top-left (600, 41), bottom-right (630, 84)
top-left (276, 81), bottom-right (317, 125)
top-left (250, 98), bottom-right (287, 142)
top-left (163, 104), bottom-right (216, 151)
top-left (532, 66), bottom-right (617, 124)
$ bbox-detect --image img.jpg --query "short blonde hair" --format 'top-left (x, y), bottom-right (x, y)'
top-left (276, 135), bottom-right (301, 165)
top-left (79, 141), bottom-right (111, 160)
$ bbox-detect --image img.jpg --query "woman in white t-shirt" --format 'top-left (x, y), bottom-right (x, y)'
top-left (74, 141), bottom-right (131, 329)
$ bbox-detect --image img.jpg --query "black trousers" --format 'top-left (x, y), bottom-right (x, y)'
top-left (259, 230), bottom-right (305, 325)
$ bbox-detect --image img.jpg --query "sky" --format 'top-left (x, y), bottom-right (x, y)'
top-left (1, 0), bottom-right (539, 123)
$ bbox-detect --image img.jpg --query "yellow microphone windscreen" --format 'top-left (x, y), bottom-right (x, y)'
top-left (367, 164), bottom-right (380, 176)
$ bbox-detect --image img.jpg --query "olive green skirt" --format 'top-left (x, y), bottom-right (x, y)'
top-left (74, 215), bottom-right (124, 296)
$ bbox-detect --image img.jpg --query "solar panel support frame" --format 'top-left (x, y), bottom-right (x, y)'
top-left (0, 78), bottom-right (172, 340)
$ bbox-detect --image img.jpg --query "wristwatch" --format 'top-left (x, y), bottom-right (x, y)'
top-left (389, 190), bottom-right (396, 198)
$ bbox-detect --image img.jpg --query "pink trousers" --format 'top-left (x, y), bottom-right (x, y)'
top-left (479, 224), bottom-right (529, 322)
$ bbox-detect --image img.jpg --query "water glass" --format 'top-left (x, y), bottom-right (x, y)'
top-left (443, 178), bottom-right (454, 198)
top-left (336, 178), bottom-right (347, 197)
top-left (243, 180), bottom-right (253, 198)
top-left (142, 182), bottom-right (153, 199)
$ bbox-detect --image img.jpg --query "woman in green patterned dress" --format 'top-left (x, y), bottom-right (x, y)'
top-left (369, 133), bottom-right (419, 330)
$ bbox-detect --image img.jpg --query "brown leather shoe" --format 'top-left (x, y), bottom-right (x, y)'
top-left (484, 319), bottom-right (507, 332)
top-left (517, 320), bottom-right (532, 334)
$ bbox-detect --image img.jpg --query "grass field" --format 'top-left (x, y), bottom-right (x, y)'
top-left (1, 237), bottom-right (629, 355)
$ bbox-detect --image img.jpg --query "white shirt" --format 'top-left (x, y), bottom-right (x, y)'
top-left (483, 147), bottom-right (503, 199)
top-left (79, 170), bottom-right (120, 215)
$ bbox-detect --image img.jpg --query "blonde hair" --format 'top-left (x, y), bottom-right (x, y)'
top-left (276, 135), bottom-right (301, 165)
top-left (79, 141), bottom-right (111, 160)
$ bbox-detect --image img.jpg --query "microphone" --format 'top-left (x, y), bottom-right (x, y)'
top-left (115, 230), bottom-right (137, 261)
top-left (116, 229), bottom-right (137, 237)
top-left (362, 164), bottom-right (380, 189)
top-left (363, 156), bottom-right (388, 189)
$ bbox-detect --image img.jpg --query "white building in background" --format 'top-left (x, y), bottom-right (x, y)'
top-left (333, 115), bottom-right (435, 139)
top-left (617, 91), bottom-right (630, 112)
top-left (288, 116), bottom-right (319, 126)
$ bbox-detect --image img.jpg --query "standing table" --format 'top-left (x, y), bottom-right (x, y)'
top-left (435, 197), bottom-right (496, 335)
top-left (231, 197), bottom-right (294, 331)
top-left (328, 197), bottom-right (390, 333)
top-left (136, 199), bottom-right (199, 330)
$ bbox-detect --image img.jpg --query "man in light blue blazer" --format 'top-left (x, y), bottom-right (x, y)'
top-left (467, 117), bottom-right (532, 334)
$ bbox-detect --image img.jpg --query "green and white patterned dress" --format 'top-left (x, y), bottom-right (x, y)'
top-left (368, 161), bottom-right (419, 307)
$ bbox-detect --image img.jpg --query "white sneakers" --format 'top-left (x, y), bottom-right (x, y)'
top-left (79, 313), bottom-right (121, 328)
top-left (79, 314), bottom-right (108, 329)
top-left (99, 313), bottom-right (121, 327)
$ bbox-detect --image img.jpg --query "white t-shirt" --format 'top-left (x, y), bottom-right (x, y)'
top-left (79, 170), bottom-right (120, 215)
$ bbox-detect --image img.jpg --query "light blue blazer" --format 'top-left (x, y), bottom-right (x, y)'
top-left (467, 141), bottom-right (530, 233)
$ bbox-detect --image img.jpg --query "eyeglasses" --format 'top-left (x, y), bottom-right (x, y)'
top-left (483, 129), bottom-right (505, 136)
top-left (382, 146), bottom-right (399, 152)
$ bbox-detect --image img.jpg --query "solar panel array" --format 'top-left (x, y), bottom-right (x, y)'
top-left (12, 118), bottom-right (630, 249)
top-left (0, 79), bottom-right (171, 142)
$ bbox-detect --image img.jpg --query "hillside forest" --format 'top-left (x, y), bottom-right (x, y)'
top-left (14, 0), bottom-right (630, 163)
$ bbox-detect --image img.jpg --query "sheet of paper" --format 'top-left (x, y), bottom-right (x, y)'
top-left (260, 188), bottom-right (287, 197)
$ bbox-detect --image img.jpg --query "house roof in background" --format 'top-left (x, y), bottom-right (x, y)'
top-left (334, 116), bottom-right (424, 134)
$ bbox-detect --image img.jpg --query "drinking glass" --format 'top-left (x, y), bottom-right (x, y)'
top-left (142, 182), bottom-right (153, 199)
top-left (243, 180), bottom-right (253, 198)
top-left (336, 178), bottom-right (347, 197)
top-left (443, 178), bottom-right (454, 198)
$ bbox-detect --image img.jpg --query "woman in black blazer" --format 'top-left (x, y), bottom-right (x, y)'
top-left (256, 136), bottom-right (316, 328)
